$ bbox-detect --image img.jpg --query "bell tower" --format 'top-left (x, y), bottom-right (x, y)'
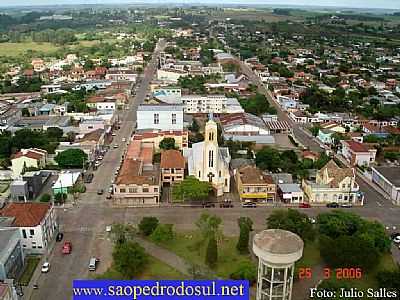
top-left (203, 115), bottom-right (218, 183)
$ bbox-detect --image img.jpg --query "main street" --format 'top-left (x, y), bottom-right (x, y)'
top-left (27, 39), bottom-right (166, 300)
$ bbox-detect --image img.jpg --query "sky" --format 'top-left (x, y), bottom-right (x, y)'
top-left (0, 0), bottom-right (399, 9)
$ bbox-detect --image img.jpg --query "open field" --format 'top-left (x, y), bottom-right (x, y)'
top-left (0, 42), bottom-right (59, 57)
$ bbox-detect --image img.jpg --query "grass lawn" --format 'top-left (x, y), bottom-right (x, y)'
top-left (152, 230), bottom-right (255, 278)
top-left (296, 240), bottom-right (321, 270)
top-left (19, 256), bottom-right (41, 286)
top-left (0, 42), bottom-right (59, 57)
top-left (95, 255), bottom-right (186, 280)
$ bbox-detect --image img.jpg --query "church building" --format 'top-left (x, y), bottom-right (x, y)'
top-left (184, 117), bottom-right (231, 196)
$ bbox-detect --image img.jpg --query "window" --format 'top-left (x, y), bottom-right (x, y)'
top-left (129, 188), bottom-right (137, 193)
top-left (120, 188), bottom-right (126, 193)
top-left (172, 113), bottom-right (176, 125)
top-left (154, 188), bottom-right (158, 192)
top-left (30, 229), bottom-right (35, 236)
top-left (219, 171), bottom-right (222, 178)
top-left (22, 229), bottom-right (27, 239)
top-left (154, 113), bottom-right (159, 124)
top-left (208, 150), bottom-right (214, 168)
top-left (143, 188), bottom-right (149, 193)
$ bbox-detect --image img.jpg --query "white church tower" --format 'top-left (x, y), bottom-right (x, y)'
top-left (184, 115), bottom-right (231, 196)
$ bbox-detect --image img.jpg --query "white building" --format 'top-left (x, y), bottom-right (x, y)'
top-left (136, 104), bottom-right (184, 131)
top-left (182, 95), bottom-right (244, 114)
top-left (105, 69), bottom-right (137, 82)
top-left (184, 117), bottom-right (231, 196)
top-left (157, 68), bottom-right (188, 83)
top-left (0, 203), bottom-right (58, 254)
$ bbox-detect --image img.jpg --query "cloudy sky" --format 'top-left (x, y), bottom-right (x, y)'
top-left (0, 0), bottom-right (399, 9)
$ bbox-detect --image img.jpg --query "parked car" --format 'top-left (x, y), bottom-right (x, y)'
top-left (202, 202), bottom-right (215, 208)
top-left (326, 202), bottom-right (339, 208)
top-left (299, 203), bottom-right (311, 208)
top-left (41, 262), bottom-right (50, 273)
top-left (393, 236), bottom-right (400, 244)
top-left (62, 241), bottom-right (72, 254)
top-left (390, 233), bottom-right (400, 240)
top-left (83, 173), bottom-right (94, 184)
top-left (113, 144), bottom-right (119, 149)
top-left (220, 200), bottom-right (233, 208)
top-left (56, 232), bottom-right (64, 242)
top-left (340, 203), bottom-right (353, 208)
top-left (97, 189), bottom-right (104, 195)
top-left (122, 138), bottom-right (126, 142)
top-left (242, 202), bottom-right (257, 208)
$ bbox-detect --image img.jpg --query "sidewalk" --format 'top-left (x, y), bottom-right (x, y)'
top-left (134, 235), bottom-right (191, 276)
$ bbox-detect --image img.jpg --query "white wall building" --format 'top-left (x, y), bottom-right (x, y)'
top-left (136, 104), bottom-right (184, 131)
top-left (0, 203), bottom-right (58, 254)
top-left (182, 95), bottom-right (244, 114)
top-left (184, 118), bottom-right (231, 196)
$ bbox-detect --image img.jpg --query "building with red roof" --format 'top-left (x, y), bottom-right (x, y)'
top-left (0, 202), bottom-right (57, 254)
top-left (341, 140), bottom-right (377, 167)
top-left (11, 148), bottom-right (47, 178)
top-left (160, 150), bottom-right (185, 185)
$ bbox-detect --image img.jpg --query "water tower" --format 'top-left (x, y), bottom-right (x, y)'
top-left (253, 229), bottom-right (304, 300)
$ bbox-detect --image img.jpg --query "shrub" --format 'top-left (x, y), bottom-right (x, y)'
top-left (138, 217), bottom-right (159, 236)
top-left (40, 194), bottom-right (51, 202)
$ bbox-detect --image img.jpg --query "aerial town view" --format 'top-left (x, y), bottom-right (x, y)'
top-left (0, 0), bottom-right (399, 299)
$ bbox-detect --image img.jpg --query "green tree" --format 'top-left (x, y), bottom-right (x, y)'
top-left (236, 217), bottom-right (253, 254)
top-left (319, 235), bottom-right (379, 270)
top-left (113, 241), bottom-right (148, 278)
top-left (205, 234), bottom-right (218, 268)
top-left (255, 147), bottom-right (282, 172)
top-left (138, 217), bottom-right (159, 236)
top-left (55, 149), bottom-right (87, 169)
top-left (230, 261), bottom-right (257, 284)
top-left (40, 193), bottom-right (51, 202)
top-left (376, 269), bottom-right (400, 290)
top-left (310, 125), bottom-right (321, 137)
top-left (267, 209), bottom-right (316, 241)
top-left (46, 127), bottom-right (64, 140)
top-left (195, 213), bottom-right (222, 242)
top-left (21, 108), bottom-right (30, 117)
top-left (159, 137), bottom-right (176, 150)
top-left (172, 176), bottom-right (211, 202)
top-left (150, 224), bottom-right (174, 242)
top-left (110, 223), bottom-right (135, 245)
top-left (54, 192), bottom-right (67, 204)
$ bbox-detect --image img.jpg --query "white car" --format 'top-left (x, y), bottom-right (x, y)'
top-left (122, 138), bottom-right (126, 142)
top-left (393, 236), bottom-right (400, 244)
top-left (113, 144), bottom-right (119, 149)
top-left (41, 262), bottom-right (50, 273)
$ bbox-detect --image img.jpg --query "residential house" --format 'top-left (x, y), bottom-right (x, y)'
top-left (317, 129), bottom-right (334, 145)
top-left (302, 160), bottom-right (361, 205)
top-left (341, 140), bottom-right (377, 166)
top-left (86, 96), bottom-right (116, 111)
top-left (132, 130), bottom-right (189, 150)
top-left (52, 172), bottom-right (81, 194)
top-left (11, 148), bottom-right (47, 178)
top-left (160, 150), bottom-right (185, 186)
top-left (0, 203), bottom-right (58, 254)
top-left (277, 184), bottom-right (304, 204)
top-left (105, 69), bottom-right (137, 82)
top-left (371, 167), bottom-right (400, 205)
top-left (0, 228), bottom-right (24, 281)
top-left (136, 104), bottom-right (184, 131)
top-left (184, 118), bottom-right (231, 196)
top-left (157, 68), bottom-right (188, 83)
top-left (235, 165), bottom-right (276, 203)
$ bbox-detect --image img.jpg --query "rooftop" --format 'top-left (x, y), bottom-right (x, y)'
top-left (253, 229), bottom-right (304, 255)
top-left (238, 165), bottom-right (273, 185)
top-left (160, 150), bottom-right (185, 169)
top-left (373, 166), bottom-right (400, 187)
top-left (0, 203), bottom-right (51, 227)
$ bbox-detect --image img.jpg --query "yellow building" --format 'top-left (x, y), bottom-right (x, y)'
top-left (236, 165), bottom-right (276, 203)
top-left (302, 160), bottom-right (362, 205)
top-left (11, 148), bottom-right (47, 178)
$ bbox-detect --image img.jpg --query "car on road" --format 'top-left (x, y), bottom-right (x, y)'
top-left (108, 186), bottom-right (113, 193)
top-left (242, 202), bottom-right (257, 208)
top-left (113, 144), bottom-right (119, 149)
top-left (202, 202), bottom-right (215, 208)
top-left (62, 241), bottom-right (72, 254)
top-left (89, 257), bottom-right (99, 271)
top-left (220, 200), bottom-right (233, 208)
top-left (393, 236), bottom-right (400, 244)
top-left (326, 202), bottom-right (339, 208)
top-left (83, 173), bottom-right (94, 183)
top-left (56, 232), bottom-right (64, 242)
top-left (122, 138), bottom-right (126, 142)
top-left (106, 193), bottom-right (112, 199)
top-left (390, 233), bottom-right (400, 240)
top-left (112, 133), bottom-right (116, 136)
top-left (340, 203), bottom-right (353, 208)
top-left (97, 189), bottom-right (104, 195)
top-left (41, 262), bottom-right (50, 273)
top-left (299, 203), bottom-right (311, 208)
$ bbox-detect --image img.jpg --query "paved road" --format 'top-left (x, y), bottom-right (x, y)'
top-left (28, 39), bottom-right (166, 300)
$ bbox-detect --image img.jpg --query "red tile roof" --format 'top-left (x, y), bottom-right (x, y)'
top-left (0, 203), bottom-right (51, 227)
top-left (343, 140), bottom-right (370, 153)
top-left (12, 149), bottom-right (46, 160)
top-left (161, 150), bottom-right (185, 169)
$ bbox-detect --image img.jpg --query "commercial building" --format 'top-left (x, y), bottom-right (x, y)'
top-left (0, 228), bottom-right (24, 281)
top-left (136, 104), bottom-right (184, 131)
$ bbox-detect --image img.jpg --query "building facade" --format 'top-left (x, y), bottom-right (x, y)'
top-left (137, 105), bottom-right (184, 131)
top-left (160, 150), bottom-right (185, 186)
top-left (371, 167), bottom-right (400, 205)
